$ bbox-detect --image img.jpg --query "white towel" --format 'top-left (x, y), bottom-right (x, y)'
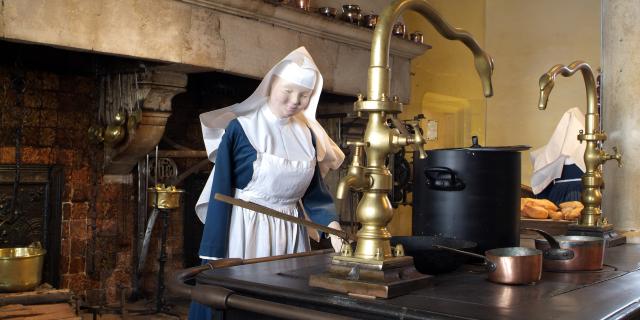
top-left (530, 107), bottom-right (586, 194)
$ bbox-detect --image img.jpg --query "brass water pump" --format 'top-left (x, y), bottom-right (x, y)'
top-left (309, 0), bottom-right (495, 298)
top-left (538, 61), bottom-right (622, 227)
top-left (336, 0), bottom-right (494, 263)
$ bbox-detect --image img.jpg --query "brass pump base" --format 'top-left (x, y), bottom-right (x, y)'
top-left (309, 256), bottom-right (431, 298)
top-left (567, 223), bottom-right (626, 247)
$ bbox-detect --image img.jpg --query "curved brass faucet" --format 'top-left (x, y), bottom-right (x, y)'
top-left (337, 0), bottom-right (494, 261)
top-left (369, 0), bottom-right (494, 101)
top-left (538, 61), bottom-right (622, 227)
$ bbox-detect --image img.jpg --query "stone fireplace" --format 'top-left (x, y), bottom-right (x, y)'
top-left (0, 164), bottom-right (63, 288)
top-left (0, 0), bottom-right (426, 306)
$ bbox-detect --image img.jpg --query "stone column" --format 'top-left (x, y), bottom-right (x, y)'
top-left (104, 71), bottom-right (188, 174)
top-left (602, 0), bottom-right (640, 237)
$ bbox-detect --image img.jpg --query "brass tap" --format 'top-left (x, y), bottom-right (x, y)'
top-left (339, 0), bottom-right (494, 262)
top-left (336, 141), bottom-right (372, 200)
top-left (537, 61), bottom-right (622, 227)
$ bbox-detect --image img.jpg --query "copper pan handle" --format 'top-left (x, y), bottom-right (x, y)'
top-left (522, 228), bottom-right (575, 260)
top-left (433, 244), bottom-right (496, 272)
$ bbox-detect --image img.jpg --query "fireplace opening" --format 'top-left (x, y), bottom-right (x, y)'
top-left (0, 164), bottom-right (63, 287)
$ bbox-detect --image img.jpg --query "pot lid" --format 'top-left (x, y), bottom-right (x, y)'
top-left (430, 136), bottom-right (530, 152)
top-left (465, 145), bottom-right (531, 152)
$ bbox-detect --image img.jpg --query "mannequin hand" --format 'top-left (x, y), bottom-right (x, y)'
top-left (328, 221), bottom-right (344, 253)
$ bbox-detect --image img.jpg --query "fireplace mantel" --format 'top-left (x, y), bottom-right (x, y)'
top-left (181, 0), bottom-right (429, 60)
top-left (1, 0), bottom-right (429, 173)
top-left (0, 0), bottom-right (428, 100)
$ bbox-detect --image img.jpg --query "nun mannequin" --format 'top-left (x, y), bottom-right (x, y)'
top-left (530, 107), bottom-right (586, 205)
top-left (189, 47), bottom-right (345, 320)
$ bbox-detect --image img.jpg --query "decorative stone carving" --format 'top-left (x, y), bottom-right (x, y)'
top-left (104, 71), bottom-right (188, 174)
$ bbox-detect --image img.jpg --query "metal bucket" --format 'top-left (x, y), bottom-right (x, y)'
top-left (148, 185), bottom-right (184, 209)
top-left (0, 246), bottom-right (46, 292)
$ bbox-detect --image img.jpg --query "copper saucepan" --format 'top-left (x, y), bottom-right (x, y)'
top-left (529, 230), bottom-right (605, 271)
top-left (522, 228), bottom-right (575, 261)
top-left (433, 245), bottom-right (543, 285)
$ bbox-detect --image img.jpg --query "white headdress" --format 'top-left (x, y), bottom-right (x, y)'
top-left (530, 107), bottom-right (586, 194)
top-left (272, 61), bottom-right (317, 90)
top-left (195, 47), bottom-right (345, 222)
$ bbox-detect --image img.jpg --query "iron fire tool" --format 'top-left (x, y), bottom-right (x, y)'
top-left (142, 184), bottom-right (183, 316)
top-left (132, 146), bottom-right (185, 316)
top-left (538, 61), bottom-right (625, 245)
top-left (213, 193), bottom-right (357, 243)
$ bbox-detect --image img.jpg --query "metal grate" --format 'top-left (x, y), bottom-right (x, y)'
top-left (0, 164), bottom-right (63, 288)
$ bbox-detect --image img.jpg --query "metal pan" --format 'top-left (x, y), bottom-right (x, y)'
top-left (522, 228), bottom-right (575, 261)
top-left (390, 236), bottom-right (477, 274)
top-left (434, 245), bottom-right (543, 285)
top-left (534, 235), bottom-right (605, 271)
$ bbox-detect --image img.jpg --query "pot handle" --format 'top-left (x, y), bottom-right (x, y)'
top-left (433, 245), bottom-right (496, 272)
top-left (522, 228), bottom-right (575, 260)
top-left (424, 167), bottom-right (465, 191)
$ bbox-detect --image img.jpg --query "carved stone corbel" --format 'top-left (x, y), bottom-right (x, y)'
top-left (104, 71), bottom-right (188, 174)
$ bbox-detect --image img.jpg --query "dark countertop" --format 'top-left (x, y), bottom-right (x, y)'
top-left (196, 244), bottom-right (640, 320)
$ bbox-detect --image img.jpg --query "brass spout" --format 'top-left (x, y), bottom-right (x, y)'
top-left (336, 142), bottom-right (371, 200)
top-left (336, 175), bottom-right (359, 200)
top-left (369, 0), bottom-right (494, 102)
top-left (537, 62), bottom-right (597, 130)
top-left (537, 61), bottom-right (622, 227)
top-left (538, 74), bottom-right (555, 110)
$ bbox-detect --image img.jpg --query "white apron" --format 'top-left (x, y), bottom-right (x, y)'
top-left (227, 151), bottom-right (315, 259)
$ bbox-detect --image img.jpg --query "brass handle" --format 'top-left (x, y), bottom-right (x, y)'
top-left (606, 146), bottom-right (623, 167)
top-left (410, 123), bottom-right (427, 159)
top-left (346, 140), bottom-right (369, 148)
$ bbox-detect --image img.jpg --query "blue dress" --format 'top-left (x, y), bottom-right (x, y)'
top-left (536, 164), bottom-right (583, 206)
top-left (189, 119), bottom-right (337, 320)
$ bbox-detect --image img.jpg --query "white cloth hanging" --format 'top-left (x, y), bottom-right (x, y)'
top-left (530, 107), bottom-right (586, 194)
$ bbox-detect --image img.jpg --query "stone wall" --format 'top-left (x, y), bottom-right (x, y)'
top-left (0, 46), bottom-right (185, 304)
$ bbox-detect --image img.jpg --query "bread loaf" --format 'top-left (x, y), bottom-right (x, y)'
top-left (559, 201), bottom-right (584, 210)
top-left (549, 211), bottom-right (564, 220)
top-left (528, 198), bottom-right (558, 212)
top-left (521, 198), bottom-right (531, 211)
top-left (564, 207), bottom-right (582, 221)
top-left (523, 203), bottom-right (549, 219)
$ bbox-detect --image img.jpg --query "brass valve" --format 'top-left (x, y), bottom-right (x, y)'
top-left (604, 146), bottom-right (623, 167)
top-left (389, 119), bottom-right (426, 159)
top-left (407, 123), bottom-right (427, 159)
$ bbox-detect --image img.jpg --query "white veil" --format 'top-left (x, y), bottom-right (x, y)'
top-left (195, 47), bottom-right (345, 222)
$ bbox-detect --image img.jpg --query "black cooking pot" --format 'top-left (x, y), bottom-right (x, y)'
top-left (412, 137), bottom-right (529, 253)
top-left (390, 236), bottom-right (477, 274)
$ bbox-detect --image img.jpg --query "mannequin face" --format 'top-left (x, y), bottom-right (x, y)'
top-left (268, 76), bottom-right (313, 118)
